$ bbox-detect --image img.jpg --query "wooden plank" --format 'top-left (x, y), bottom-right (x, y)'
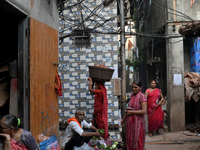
top-left (29, 18), bottom-right (58, 142)
top-left (9, 78), bottom-right (18, 117)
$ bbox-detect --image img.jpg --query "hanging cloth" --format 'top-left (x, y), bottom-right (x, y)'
top-left (55, 74), bottom-right (62, 96)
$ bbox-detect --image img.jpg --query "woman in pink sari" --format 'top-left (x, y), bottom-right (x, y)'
top-left (145, 80), bottom-right (165, 137)
top-left (121, 81), bottom-right (147, 150)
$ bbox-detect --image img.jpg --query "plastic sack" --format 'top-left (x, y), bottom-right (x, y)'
top-left (73, 142), bottom-right (94, 150)
top-left (90, 139), bottom-right (98, 146)
top-left (39, 134), bottom-right (59, 150)
top-left (38, 133), bottom-right (50, 143)
top-left (98, 140), bottom-right (107, 148)
top-left (189, 37), bottom-right (200, 73)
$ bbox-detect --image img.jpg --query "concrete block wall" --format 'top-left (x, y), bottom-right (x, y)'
top-left (58, 0), bottom-right (120, 139)
top-left (6, 0), bottom-right (59, 30)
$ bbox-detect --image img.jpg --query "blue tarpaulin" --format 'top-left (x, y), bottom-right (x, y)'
top-left (190, 37), bottom-right (200, 73)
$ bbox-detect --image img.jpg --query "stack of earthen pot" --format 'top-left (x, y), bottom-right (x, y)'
top-left (186, 123), bottom-right (200, 133)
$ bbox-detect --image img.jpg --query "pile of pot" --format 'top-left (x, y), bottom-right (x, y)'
top-left (186, 123), bottom-right (200, 133)
top-left (179, 21), bottom-right (200, 35)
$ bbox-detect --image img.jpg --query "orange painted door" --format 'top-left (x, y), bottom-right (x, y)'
top-left (29, 18), bottom-right (59, 141)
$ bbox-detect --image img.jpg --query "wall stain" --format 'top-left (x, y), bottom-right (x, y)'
top-left (30, 0), bottom-right (35, 10)
top-left (40, 111), bottom-right (52, 135)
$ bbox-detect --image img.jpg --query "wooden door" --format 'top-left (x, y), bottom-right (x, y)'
top-left (29, 18), bottom-right (59, 141)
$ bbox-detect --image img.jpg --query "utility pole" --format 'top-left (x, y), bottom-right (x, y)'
top-left (120, 0), bottom-right (126, 143)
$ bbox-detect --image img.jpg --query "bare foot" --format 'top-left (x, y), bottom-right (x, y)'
top-left (148, 132), bottom-right (153, 137)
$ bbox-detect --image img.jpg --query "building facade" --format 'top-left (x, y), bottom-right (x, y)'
top-left (0, 0), bottom-right (59, 140)
top-left (59, 0), bottom-right (120, 139)
top-left (134, 0), bottom-right (200, 131)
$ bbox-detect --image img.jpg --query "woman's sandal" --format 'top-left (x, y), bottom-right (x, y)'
top-left (148, 133), bottom-right (153, 137)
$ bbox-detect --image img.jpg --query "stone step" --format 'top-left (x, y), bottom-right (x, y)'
top-left (163, 125), bottom-right (169, 132)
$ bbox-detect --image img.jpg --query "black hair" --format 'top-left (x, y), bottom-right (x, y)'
top-left (132, 80), bottom-right (142, 87)
top-left (2, 114), bottom-right (18, 130)
top-left (150, 79), bottom-right (157, 84)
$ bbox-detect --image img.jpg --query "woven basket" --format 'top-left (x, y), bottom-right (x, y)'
top-left (89, 66), bottom-right (114, 83)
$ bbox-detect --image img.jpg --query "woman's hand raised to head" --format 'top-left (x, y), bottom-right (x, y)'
top-left (87, 77), bottom-right (92, 82)
top-left (0, 133), bottom-right (11, 150)
top-left (0, 133), bottom-right (11, 140)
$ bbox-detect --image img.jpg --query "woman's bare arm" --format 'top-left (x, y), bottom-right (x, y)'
top-left (88, 77), bottom-right (95, 94)
top-left (145, 90), bottom-right (148, 98)
top-left (0, 134), bottom-right (11, 150)
top-left (159, 92), bottom-right (166, 106)
top-left (160, 92), bottom-right (164, 100)
top-left (121, 114), bottom-right (127, 126)
top-left (126, 102), bottom-right (147, 115)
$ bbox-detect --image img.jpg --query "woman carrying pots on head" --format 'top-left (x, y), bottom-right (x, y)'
top-left (145, 80), bottom-right (166, 137)
top-left (0, 114), bottom-right (37, 150)
top-left (87, 77), bottom-right (109, 140)
top-left (121, 81), bottom-right (147, 150)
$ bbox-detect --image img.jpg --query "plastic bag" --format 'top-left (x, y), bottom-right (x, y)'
top-left (38, 133), bottom-right (50, 143)
top-left (89, 139), bottom-right (98, 146)
top-left (39, 135), bottom-right (59, 150)
top-left (98, 140), bottom-right (107, 148)
top-left (73, 142), bottom-right (94, 150)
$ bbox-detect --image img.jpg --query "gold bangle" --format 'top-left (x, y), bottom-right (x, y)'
top-left (5, 139), bottom-right (11, 141)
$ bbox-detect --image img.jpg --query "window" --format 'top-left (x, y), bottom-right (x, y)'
top-left (74, 30), bottom-right (90, 46)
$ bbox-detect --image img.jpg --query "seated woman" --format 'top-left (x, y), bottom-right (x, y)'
top-left (0, 114), bottom-right (38, 150)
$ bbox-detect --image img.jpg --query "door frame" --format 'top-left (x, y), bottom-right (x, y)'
top-left (18, 17), bottom-right (30, 130)
top-left (1, 1), bottom-right (30, 130)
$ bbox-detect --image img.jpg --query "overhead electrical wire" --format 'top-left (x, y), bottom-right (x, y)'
top-left (59, 0), bottom-right (118, 34)
top-left (60, 1), bottom-right (104, 40)
top-left (59, 0), bottom-right (192, 44)
top-left (90, 1), bottom-right (117, 32)
top-left (118, 0), bottom-right (144, 33)
top-left (58, 0), bottom-right (146, 39)
top-left (152, 0), bottom-right (194, 21)
top-left (59, 0), bottom-right (118, 41)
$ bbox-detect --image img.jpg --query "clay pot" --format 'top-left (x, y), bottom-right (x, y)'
top-left (114, 124), bottom-right (119, 130)
top-left (59, 121), bottom-right (67, 130)
top-left (190, 127), bottom-right (195, 132)
top-left (186, 23), bottom-right (193, 28)
top-left (108, 124), bottom-right (114, 130)
top-left (192, 21), bottom-right (200, 28)
top-left (186, 125), bottom-right (190, 130)
top-left (196, 125), bottom-right (200, 129)
top-left (196, 128), bottom-right (200, 133)
top-left (178, 25), bottom-right (187, 34)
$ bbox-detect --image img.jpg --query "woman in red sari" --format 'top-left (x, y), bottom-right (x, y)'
top-left (87, 77), bottom-right (109, 140)
top-left (145, 80), bottom-right (165, 137)
top-left (121, 81), bottom-right (147, 150)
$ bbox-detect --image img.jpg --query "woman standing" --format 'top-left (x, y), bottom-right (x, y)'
top-left (145, 80), bottom-right (165, 137)
top-left (121, 81), bottom-right (147, 150)
top-left (87, 77), bottom-right (109, 140)
top-left (0, 114), bottom-right (37, 150)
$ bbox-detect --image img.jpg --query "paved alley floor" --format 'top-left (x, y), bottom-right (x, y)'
top-left (145, 130), bottom-right (200, 150)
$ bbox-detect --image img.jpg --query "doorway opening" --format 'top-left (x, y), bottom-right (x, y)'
top-left (0, 2), bottom-right (29, 129)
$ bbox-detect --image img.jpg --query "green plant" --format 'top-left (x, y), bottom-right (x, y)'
top-left (132, 9), bottom-right (136, 21)
top-left (125, 37), bottom-right (146, 70)
top-left (92, 129), bottom-right (104, 140)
